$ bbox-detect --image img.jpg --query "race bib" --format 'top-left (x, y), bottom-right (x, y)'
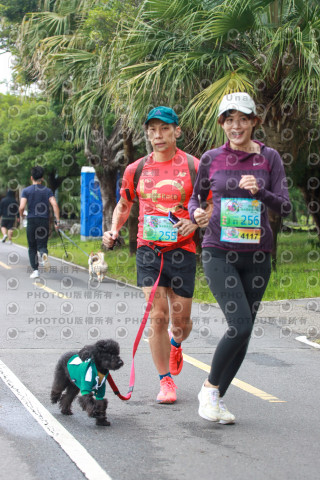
top-left (143, 215), bottom-right (178, 242)
top-left (220, 198), bottom-right (261, 244)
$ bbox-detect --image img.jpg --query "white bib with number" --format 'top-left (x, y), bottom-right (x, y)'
top-left (143, 215), bottom-right (178, 242)
top-left (220, 198), bottom-right (261, 244)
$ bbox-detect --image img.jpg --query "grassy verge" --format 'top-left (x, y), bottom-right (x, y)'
top-left (12, 228), bottom-right (319, 302)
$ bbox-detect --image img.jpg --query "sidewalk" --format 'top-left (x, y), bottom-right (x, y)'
top-left (257, 297), bottom-right (320, 345)
top-left (7, 242), bottom-right (320, 346)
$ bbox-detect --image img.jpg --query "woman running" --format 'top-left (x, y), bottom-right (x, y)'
top-left (188, 92), bottom-right (292, 424)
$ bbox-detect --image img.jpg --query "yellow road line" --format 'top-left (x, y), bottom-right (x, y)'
top-left (143, 339), bottom-right (286, 403)
top-left (32, 283), bottom-right (69, 299)
top-left (231, 378), bottom-right (286, 402)
top-left (0, 261), bottom-right (11, 270)
top-left (182, 353), bottom-right (286, 403)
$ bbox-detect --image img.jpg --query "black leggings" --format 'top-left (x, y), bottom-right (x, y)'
top-left (202, 248), bottom-right (271, 397)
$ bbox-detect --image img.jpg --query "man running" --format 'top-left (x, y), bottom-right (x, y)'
top-left (103, 106), bottom-right (211, 403)
top-left (19, 166), bottom-right (60, 278)
top-left (0, 190), bottom-right (19, 244)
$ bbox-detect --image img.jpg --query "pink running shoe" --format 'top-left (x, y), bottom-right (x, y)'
top-left (168, 328), bottom-right (184, 376)
top-left (169, 344), bottom-right (183, 376)
top-left (156, 376), bottom-right (177, 403)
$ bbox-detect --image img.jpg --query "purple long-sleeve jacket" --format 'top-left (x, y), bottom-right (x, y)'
top-left (188, 141), bottom-right (292, 252)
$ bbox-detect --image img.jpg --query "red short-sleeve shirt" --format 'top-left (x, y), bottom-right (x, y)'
top-left (120, 149), bottom-right (199, 253)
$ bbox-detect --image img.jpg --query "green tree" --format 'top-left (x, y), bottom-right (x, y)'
top-left (0, 0), bottom-right (39, 51)
top-left (0, 93), bottom-right (86, 218)
top-left (111, 0), bottom-right (320, 240)
top-left (0, 0), bottom-right (39, 21)
top-left (16, 0), bottom-right (144, 230)
top-left (288, 187), bottom-right (308, 224)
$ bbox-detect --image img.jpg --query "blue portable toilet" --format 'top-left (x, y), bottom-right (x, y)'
top-left (80, 167), bottom-right (103, 240)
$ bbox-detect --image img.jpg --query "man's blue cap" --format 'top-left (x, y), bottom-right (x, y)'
top-left (145, 106), bottom-right (179, 125)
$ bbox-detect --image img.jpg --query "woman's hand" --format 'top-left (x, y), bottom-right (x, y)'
top-left (193, 200), bottom-right (213, 228)
top-left (239, 175), bottom-right (259, 195)
top-left (173, 218), bottom-right (198, 237)
top-left (194, 208), bottom-right (209, 228)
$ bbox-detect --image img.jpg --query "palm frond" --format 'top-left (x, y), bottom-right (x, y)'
top-left (182, 70), bottom-right (254, 149)
top-left (27, 11), bottom-right (71, 37)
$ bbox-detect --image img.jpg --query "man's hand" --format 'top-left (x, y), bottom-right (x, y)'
top-left (173, 218), bottom-right (198, 237)
top-left (54, 220), bottom-right (60, 231)
top-left (103, 230), bottom-right (119, 249)
top-left (103, 198), bottom-right (132, 249)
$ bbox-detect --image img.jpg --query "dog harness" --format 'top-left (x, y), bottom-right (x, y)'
top-left (67, 354), bottom-right (109, 400)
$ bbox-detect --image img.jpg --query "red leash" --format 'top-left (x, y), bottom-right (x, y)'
top-left (107, 238), bottom-right (192, 400)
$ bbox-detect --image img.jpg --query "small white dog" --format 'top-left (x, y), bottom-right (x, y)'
top-left (88, 252), bottom-right (108, 282)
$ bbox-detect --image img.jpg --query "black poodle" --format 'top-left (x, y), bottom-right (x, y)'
top-left (51, 339), bottom-right (123, 426)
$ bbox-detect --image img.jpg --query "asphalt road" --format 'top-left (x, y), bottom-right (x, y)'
top-left (0, 242), bottom-right (319, 480)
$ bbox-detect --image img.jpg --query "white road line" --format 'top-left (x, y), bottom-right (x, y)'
top-left (295, 336), bottom-right (320, 349)
top-left (0, 360), bottom-right (112, 480)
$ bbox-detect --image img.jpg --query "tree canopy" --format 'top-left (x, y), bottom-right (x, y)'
top-left (111, 0), bottom-right (320, 150)
top-left (1, 0), bottom-right (319, 234)
top-left (0, 93), bottom-right (86, 218)
top-left (109, 0), bottom-right (320, 232)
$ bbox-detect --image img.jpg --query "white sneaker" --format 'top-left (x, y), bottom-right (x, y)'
top-left (7, 240), bottom-right (12, 245)
top-left (198, 384), bottom-right (221, 422)
top-left (2, 234), bottom-right (7, 243)
top-left (41, 253), bottom-right (50, 272)
top-left (219, 398), bottom-right (235, 424)
top-left (30, 270), bottom-right (40, 279)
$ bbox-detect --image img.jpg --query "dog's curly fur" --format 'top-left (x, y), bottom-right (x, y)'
top-left (51, 339), bottom-right (123, 426)
top-left (88, 252), bottom-right (108, 283)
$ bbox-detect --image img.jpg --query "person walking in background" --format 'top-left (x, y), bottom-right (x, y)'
top-left (189, 92), bottom-right (292, 424)
top-left (0, 190), bottom-right (19, 244)
top-left (103, 106), bottom-right (212, 404)
top-left (19, 166), bottom-right (60, 279)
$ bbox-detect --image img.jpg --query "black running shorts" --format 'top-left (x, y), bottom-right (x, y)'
top-left (136, 246), bottom-right (196, 298)
top-left (1, 219), bottom-right (15, 229)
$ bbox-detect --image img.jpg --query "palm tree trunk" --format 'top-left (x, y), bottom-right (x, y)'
top-left (268, 208), bottom-right (282, 270)
top-left (300, 186), bottom-right (320, 239)
top-left (97, 170), bottom-right (118, 232)
top-left (123, 127), bottom-right (139, 254)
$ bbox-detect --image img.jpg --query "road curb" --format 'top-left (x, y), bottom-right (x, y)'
top-left (12, 242), bottom-right (142, 290)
